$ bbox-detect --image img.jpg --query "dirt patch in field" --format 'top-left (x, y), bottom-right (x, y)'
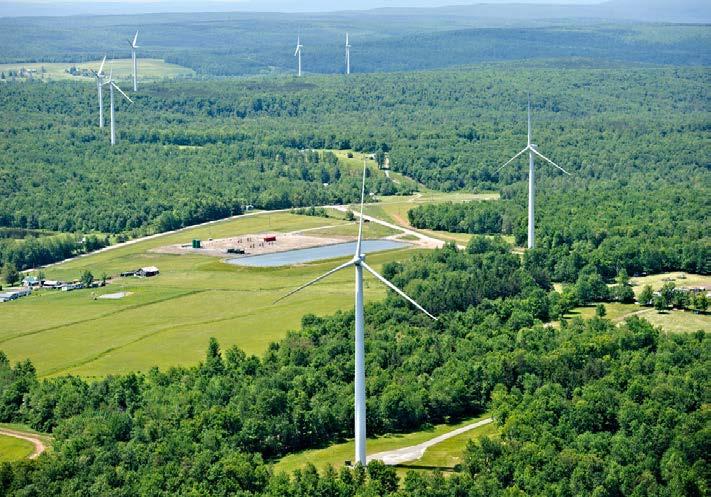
top-left (151, 232), bottom-right (353, 258)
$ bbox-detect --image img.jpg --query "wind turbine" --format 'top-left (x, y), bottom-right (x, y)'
top-left (294, 35), bottom-right (303, 77)
top-left (103, 66), bottom-right (133, 146)
top-left (496, 95), bottom-right (571, 249)
top-left (91, 55), bottom-right (107, 128)
top-left (345, 32), bottom-right (351, 75)
top-left (274, 161), bottom-right (437, 466)
top-left (128, 30), bottom-right (139, 91)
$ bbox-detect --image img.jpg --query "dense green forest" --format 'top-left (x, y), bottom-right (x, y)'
top-left (2, 65), bottom-right (708, 273)
top-left (0, 242), bottom-right (707, 495)
top-left (0, 12), bottom-right (708, 75)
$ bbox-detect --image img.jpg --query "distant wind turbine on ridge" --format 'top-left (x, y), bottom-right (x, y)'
top-left (496, 95), bottom-right (571, 249)
top-left (274, 161), bottom-right (437, 467)
top-left (128, 30), bottom-right (139, 91)
top-left (90, 55), bottom-right (107, 128)
top-left (294, 35), bottom-right (303, 77)
top-left (345, 32), bottom-right (351, 75)
top-left (103, 65), bottom-right (133, 146)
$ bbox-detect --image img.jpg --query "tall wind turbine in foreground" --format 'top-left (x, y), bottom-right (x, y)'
top-left (294, 36), bottom-right (303, 77)
top-left (497, 96), bottom-right (571, 249)
top-left (91, 56), bottom-right (107, 128)
top-left (345, 32), bottom-right (351, 75)
top-left (103, 67), bottom-right (133, 146)
top-left (128, 30), bottom-right (139, 91)
top-left (275, 162), bottom-right (437, 466)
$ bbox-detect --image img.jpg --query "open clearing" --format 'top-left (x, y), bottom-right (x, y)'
top-left (0, 211), bottom-right (417, 377)
top-left (0, 434), bottom-right (35, 462)
top-left (273, 414), bottom-right (493, 476)
top-left (629, 272), bottom-right (710, 295)
top-left (0, 192), bottom-right (477, 378)
top-left (399, 420), bottom-right (497, 472)
top-left (368, 418), bottom-right (493, 465)
top-left (559, 301), bottom-right (709, 333)
top-left (0, 58), bottom-right (194, 82)
top-left (0, 423), bottom-right (51, 461)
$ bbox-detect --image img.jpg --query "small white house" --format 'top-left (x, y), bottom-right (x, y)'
top-left (22, 276), bottom-right (41, 287)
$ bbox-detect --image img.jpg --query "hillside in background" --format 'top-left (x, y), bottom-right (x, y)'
top-left (1, 0), bottom-right (709, 22)
top-left (0, 10), bottom-right (708, 75)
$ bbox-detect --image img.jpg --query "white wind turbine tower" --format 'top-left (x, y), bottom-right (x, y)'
top-left (128, 30), bottom-right (139, 91)
top-left (91, 55), bottom-right (107, 128)
top-left (294, 36), bottom-right (303, 77)
top-left (103, 66), bottom-right (133, 146)
top-left (345, 32), bottom-right (351, 75)
top-left (274, 162), bottom-right (437, 466)
top-left (497, 95), bottom-right (571, 249)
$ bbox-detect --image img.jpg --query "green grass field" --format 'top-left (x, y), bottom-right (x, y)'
top-left (399, 421), bottom-right (497, 472)
top-left (558, 302), bottom-right (709, 333)
top-left (0, 435), bottom-right (34, 462)
top-left (1, 211), bottom-right (424, 378)
top-left (0, 58), bottom-right (194, 82)
top-left (641, 309), bottom-right (710, 333)
top-left (0, 189), bottom-right (507, 378)
top-left (629, 272), bottom-right (711, 295)
top-left (362, 192), bottom-right (499, 229)
top-left (273, 414), bottom-right (492, 475)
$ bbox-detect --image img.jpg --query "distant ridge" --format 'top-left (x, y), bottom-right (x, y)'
top-left (1, 0), bottom-right (709, 22)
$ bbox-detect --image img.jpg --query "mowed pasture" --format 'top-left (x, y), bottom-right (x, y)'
top-left (0, 210), bottom-right (429, 378)
top-left (0, 58), bottom-right (194, 82)
top-left (560, 300), bottom-right (709, 333)
top-left (274, 414), bottom-right (493, 477)
top-left (0, 435), bottom-right (34, 462)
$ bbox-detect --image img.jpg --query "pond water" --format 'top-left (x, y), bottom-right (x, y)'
top-left (226, 240), bottom-right (409, 267)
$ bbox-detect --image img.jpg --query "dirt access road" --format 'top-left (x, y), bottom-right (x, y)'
top-left (367, 417), bottom-right (493, 466)
top-left (0, 427), bottom-right (47, 459)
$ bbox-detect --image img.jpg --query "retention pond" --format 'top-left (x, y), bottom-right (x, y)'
top-left (226, 240), bottom-right (409, 267)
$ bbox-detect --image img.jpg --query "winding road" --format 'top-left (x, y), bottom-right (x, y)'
top-left (367, 417), bottom-right (493, 466)
top-left (0, 428), bottom-right (47, 459)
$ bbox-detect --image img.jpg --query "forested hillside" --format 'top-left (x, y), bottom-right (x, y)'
top-left (0, 13), bottom-right (708, 75)
top-left (1, 65), bottom-right (708, 274)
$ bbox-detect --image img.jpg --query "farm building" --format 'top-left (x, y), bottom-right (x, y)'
top-left (22, 276), bottom-right (41, 287)
top-left (137, 266), bottom-right (160, 277)
top-left (42, 280), bottom-right (64, 289)
top-left (0, 287), bottom-right (32, 302)
top-left (61, 283), bottom-right (84, 292)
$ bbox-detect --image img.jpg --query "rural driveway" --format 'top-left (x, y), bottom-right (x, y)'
top-left (0, 428), bottom-right (47, 459)
top-left (367, 417), bottom-right (493, 466)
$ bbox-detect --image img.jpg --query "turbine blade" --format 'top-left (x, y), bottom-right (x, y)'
top-left (273, 260), bottom-right (354, 304)
top-left (496, 146), bottom-right (529, 173)
top-left (98, 55), bottom-right (106, 74)
top-left (361, 262), bottom-right (437, 321)
top-left (133, 30), bottom-right (139, 47)
top-left (532, 149), bottom-right (571, 175)
top-left (355, 159), bottom-right (367, 256)
top-left (112, 82), bottom-right (133, 103)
